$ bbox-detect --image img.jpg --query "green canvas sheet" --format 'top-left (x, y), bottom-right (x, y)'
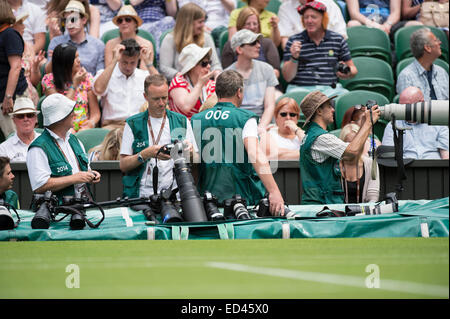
top-left (0, 198), bottom-right (448, 241)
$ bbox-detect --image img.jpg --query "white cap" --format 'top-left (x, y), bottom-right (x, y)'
top-left (41, 94), bottom-right (76, 127)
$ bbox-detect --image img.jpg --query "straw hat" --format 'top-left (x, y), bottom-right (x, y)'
top-left (41, 94), bottom-right (76, 127)
top-left (63, 0), bottom-right (86, 16)
top-left (178, 44), bottom-right (212, 75)
top-left (112, 5), bottom-right (143, 27)
top-left (299, 91), bottom-right (337, 127)
top-left (9, 97), bottom-right (39, 116)
top-left (15, 12), bottom-right (29, 24)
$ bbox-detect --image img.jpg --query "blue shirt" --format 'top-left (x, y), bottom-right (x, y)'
top-left (396, 59), bottom-right (449, 101)
top-left (48, 33), bottom-right (105, 76)
top-left (382, 121), bottom-right (449, 159)
top-left (134, 0), bottom-right (167, 23)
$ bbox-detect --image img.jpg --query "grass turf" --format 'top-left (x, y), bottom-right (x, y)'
top-left (0, 237), bottom-right (448, 299)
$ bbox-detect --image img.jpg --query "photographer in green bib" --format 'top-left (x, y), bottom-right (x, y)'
top-left (192, 70), bottom-right (285, 216)
top-left (299, 90), bottom-right (380, 205)
top-left (26, 93), bottom-right (101, 202)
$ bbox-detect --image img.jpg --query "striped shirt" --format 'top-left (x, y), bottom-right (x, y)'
top-left (134, 0), bottom-right (167, 24)
top-left (309, 133), bottom-right (349, 163)
top-left (283, 30), bottom-right (352, 87)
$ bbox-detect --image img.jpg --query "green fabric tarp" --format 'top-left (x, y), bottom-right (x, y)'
top-left (0, 198), bottom-right (448, 241)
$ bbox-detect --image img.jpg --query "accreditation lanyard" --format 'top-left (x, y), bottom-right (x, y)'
top-left (147, 115), bottom-right (167, 194)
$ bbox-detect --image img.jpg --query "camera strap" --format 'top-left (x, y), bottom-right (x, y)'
top-left (391, 115), bottom-right (407, 194)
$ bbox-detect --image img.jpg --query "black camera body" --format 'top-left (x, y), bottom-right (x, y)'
top-left (365, 99), bottom-right (377, 110)
top-left (336, 62), bottom-right (350, 74)
top-left (203, 191), bottom-right (225, 221)
top-left (61, 193), bottom-right (92, 230)
top-left (150, 188), bottom-right (183, 223)
top-left (31, 191), bottom-right (59, 229)
top-left (256, 195), bottom-right (295, 218)
top-left (159, 143), bottom-right (175, 156)
top-left (223, 194), bottom-right (251, 220)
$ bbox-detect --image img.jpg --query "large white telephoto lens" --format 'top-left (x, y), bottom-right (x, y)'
top-left (380, 100), bottom-right (449, 125)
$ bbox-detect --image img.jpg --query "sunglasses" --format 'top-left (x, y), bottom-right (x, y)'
top-left (117, 17), bottom-right (134, 24)
top-left (14, 113), bottom-right (36, 119)
top-left (244, 40), bottom-right (260, 47)
top-left (279, 112), bottom-right (298, 117)
top-left (199, 60), bottom-right (211, 68)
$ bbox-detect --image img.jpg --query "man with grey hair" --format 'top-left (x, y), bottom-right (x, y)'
top-left (396, 27), bottom-right (448, 100)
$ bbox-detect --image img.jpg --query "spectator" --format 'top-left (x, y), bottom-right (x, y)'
top-left (46, 0), bottom-right (105, 76)
top-left (347, 0), bottom-right (401, 35)
top-left (191, 70), bottom-right (285, 213)
top-left (93, 39), bottom-right (152, 129)
top-left (228, 0), bottom-right (281, 47)
top-left (104, 5), bottom-right (156, 74)
top-left (169, 44), bottom-right (216, 119)
top-left (0, 156), bottom-right (19, 209)
top-left (27, 93), bottom-right (101, 202)
top-left (339, 123), bottom-right (380, 203)
top-left (0, 1), bottom-right (28, 138)
top-left (88, 126), bottom-right (123, 161)
top-left (382, 86), bottom-right (449, 159)
top-left (221, 6), bottom-right (280, 79)
top-left (298, 90), bottom-right (380, 204)
top-left (119, 74), bottom-right (198, 198)
top-left (396, 27), bottom-right (448, 100)
top-left (226, 29), bottom-right (279, 132)
top-left (90, 0), bottom-right (123, 37)
top-left (7, 0), bottom-right (46, 55)
top-left (0, 97), bottom-right (40, 162)
top-left (282, 1), bottom-right (357, 96)
top-left (130, 0), bottom-right (177, 54)
top-left (259, 97), bottom-right (304, 161)
top-left (278, 0), bottom-right (347, 50)
top-left (159, 3), bottom-right (222, 82)
top-left (42, 43), bottom-right (100, 133)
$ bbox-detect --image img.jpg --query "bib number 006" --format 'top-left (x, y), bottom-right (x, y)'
top-left (205, 109), bottom-right (230, 120)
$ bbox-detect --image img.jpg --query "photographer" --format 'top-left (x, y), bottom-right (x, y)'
top-left (119, 74), bottom-right (198, 198)
top-left (299, 90), bottom-right (380, 205)
top-left (0, 156), bottom-right (18, 209)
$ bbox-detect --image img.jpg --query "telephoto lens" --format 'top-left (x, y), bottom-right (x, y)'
top-left (31, 191), bottom-right (55, 229)
top-left (69, 212), bottom-right (86, 230)
top-left (256, 197), bottom-right (270, 217)
top-left (131, 203), bottom-right (159, 224)
top-left (159, 188), bottom-right (183, 223)
top-left (203, 191), bottom-right (225, 221)
top-left (223, 195), bottom-right (251, 220)
top-left (380, 100), bottom-right (449, 125)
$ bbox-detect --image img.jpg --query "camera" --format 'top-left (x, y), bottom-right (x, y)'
top-left (154, 188), bottom-right (184, 223)
top-left (256, 195), bottom-right (296, 218)
top-left (61, 193), bottom-right (91, 230)
top-left (203, 191), bottom-right (225, 221)
top-left (159, 143), bottom-right (175, 156)
top-left (0, 200), bottom-right (20, 230)
top-left (31, 191), bottom-right (58, 229)
top-left (345, 192), bottom-right (399, 216)
top-left (379, 100), bottom-right (448, 125)
top-left (223, 194), bottom-right (251, 220)
top-left (365, 99), bottom-right (377, 110)
top-left (336, 62), bottom-right (350, 74)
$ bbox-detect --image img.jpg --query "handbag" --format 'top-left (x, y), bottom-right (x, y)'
top-left (420, 1), bottom-right (449, 28)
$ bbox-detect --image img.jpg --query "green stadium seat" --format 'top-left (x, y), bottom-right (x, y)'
top-left (396, 56), bottom-right (449, 76)
top-left (75, 128), bottom-right (110, 153)
top-left (346, 26), bottom-right (392, 64)
top-left (219, 30), bottom-right (229, 57)
top-left (159, 28), bottom-right (172, 47)
top-left (36, 95), bottom-right (46, 128)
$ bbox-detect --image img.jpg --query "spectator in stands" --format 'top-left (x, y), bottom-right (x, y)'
top-left (130, 0), bottom-right (177, 54)
top-left (94, 39), bottom-right (153, 129)
top-left (339, 123), bottom-right (380, 203)
top-left (159, 3), bottom-right (222, 82)
top-left (259, 97), bottom-right (304, 161)
top-left (0, 1), bottom-right (28, 138)
top-left (0, 156), bottom-right (19, 209)
top-left (347, 0), bottom-right (401, 35)
top-left (397, 0), bottom-right (423, 31)
top-left (27, 93), bottom-right (101, 201)
top-left (396, 27), bottom-right (448, 100)
top-left (90, 0), bottom-right (122, 37)
top-left (298, 90), bottom-right (380, 204)
top-left (169, 44), bottom-right (216, 119)
top-left (278, 0), bottom-right (347, 50)
top-left (7, 0), bottom-right (46, 55)
top-left (226, 29), bottom-right (279, 133)
top-left (42, 43), bottom-right (100, 133)
top-left (221, 6), bottom-right (280, 79)
top-left (104, 5), bottom-right (156, 74)
top-left (228, 0), bottom-right (281, 47)
top-left (382, 86), bottom-right (449, 159)
top-left (282, 1), bottom-right (357, 96)
top-left (119, 74), bottom-right (198, 198)
top-left (88, 126), bottom-right (123, 161)
top-left (0, 97), bottom-right (40, 162)
top-left (192, 70), bottom-right (285, 213)
top-left (46, 0), bottom-right (105, 76)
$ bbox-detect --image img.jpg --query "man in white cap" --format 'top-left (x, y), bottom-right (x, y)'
top-left (26, 93), bottom-right (101, 202)
top-left (0, 97), bottom-right (40, 162)
top-left (226, 29), bottom-right (279, 134)
top-left (46, 0), bottom-right (105, 76)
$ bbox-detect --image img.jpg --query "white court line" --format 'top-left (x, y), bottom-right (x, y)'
top-left (206, 262), bottom-right (449, 298)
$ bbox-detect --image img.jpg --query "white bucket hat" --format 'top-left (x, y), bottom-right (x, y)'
top-left (41, 94), bottom-right (76, 127)
top-left (9, 97), bottom-right (39, 116)
top-left (178, 44), bottom-right (212, 75)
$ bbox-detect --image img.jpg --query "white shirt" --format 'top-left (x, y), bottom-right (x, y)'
top-left (93, 64), bottom-right (149, 122)
top-left (268, 127), bottom-right (301, 150)
top-left (11, 0), bottom-right (47, 43)
top-left (278, 0), bottom-right (347, 39)
top-left (26, 129), bottom-right (88, 196)
top-left (26, 0), bottom-right (49, 10)
top-left (0, 132), bottom-right (40, 162)
top-left (120, 115), bottom-right (199, 197)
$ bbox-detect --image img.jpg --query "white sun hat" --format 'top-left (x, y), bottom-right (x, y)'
top-left (41, 94), bottom-right (76, 127)
top-left (178, 43), bottom-right (212, 75)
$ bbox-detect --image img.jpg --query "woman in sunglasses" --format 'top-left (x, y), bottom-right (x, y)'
top-left (41, 43), bottom-right (100, 133)
top-left (168, 44), bottom-right (216, 119)
top-left (259, 97), bottom-right (305, 160)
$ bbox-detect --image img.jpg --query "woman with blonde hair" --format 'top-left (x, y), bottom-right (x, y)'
top-left (339, 123), bottom-right (379, 203)
top-left (159, 3), bottom-right (222, 82)
top-left (88, 126), bottom-right (124, 161)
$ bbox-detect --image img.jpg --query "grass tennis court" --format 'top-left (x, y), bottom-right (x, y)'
top-left (0, 238), bottom-right (448, 299)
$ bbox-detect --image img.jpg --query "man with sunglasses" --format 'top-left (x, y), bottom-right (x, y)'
top-left (0, 97), bottom-right (40, 162)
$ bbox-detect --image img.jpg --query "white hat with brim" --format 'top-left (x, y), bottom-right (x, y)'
top-left (178, 44), bottom-right (212, 76)
top-left (112, 5), bottom-right (143, 27)
top-left (41, 94), bottom-right (76, 127)
top-left (62, 0), bottom-right (87, 17)
top-left (9, 97), bottom-right (39, 116)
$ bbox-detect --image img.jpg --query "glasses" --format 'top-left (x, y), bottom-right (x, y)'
top-left (279, 112), bottom-right (298, 118)
top-left (199, 60), bottom-right (211, 68)
top-left (14, 113), bottom-right (36, 119)
top-left (244, 40), bottom-right (260, 47)
top-left (117, 17), bottom-right (134, 24)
